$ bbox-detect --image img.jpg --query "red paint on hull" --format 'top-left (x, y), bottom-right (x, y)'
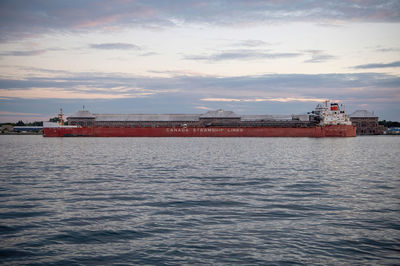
top-left (43, 125), bottom-right (356, 137)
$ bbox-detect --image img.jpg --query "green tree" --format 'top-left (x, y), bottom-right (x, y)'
top-left (49, 117), bottom-right (60, 122)
top-left (27, 121), bottom-right (43, 126)
top-left (16, 120), bottom-right (25, 126)
top-left (379, 120), bottom-right (400, 127)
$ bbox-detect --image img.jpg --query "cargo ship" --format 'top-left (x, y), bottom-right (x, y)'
top-left (43, 101), bottom-right (356, 137)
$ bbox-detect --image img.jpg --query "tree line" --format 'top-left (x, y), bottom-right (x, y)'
top-left (1, 117), bottom-right (68, 127)
top-left (379, 120), bottom-right (400, 128)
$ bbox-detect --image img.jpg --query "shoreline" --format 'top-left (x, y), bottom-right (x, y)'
top-left (0, 132), bottom-right (42, 135)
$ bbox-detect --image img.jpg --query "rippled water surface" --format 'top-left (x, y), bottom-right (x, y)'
top-left (1, 136), bottom-right (399, 265)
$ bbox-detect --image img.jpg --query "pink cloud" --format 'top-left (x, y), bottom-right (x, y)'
top-left (76, 14), bottom-right (125, 28)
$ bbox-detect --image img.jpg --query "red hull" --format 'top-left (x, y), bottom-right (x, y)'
top-left (44, 125), bottom-right (356, 137)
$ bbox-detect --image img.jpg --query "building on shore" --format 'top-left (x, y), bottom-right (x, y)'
top-left (0, 125), bottom-right (13, 133)
top-left (349, 110), bottom-right (385, 135)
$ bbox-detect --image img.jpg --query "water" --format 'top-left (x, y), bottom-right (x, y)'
top-left (1, 136), bottom-right (399, 265)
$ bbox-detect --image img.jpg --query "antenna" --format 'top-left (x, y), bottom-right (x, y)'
top-left (58, 108), bottom-right (64, 126)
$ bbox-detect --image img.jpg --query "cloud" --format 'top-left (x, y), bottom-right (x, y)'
top-left (353, 61), bottom-right (400, 69)
top-left (140, 52), bottom-right (158, 56)
top-left (0, 49), bottom-right (47, 56)
top-left (201, 98), bottom-right (242, 102)
top-left (0, 48), bottom-right (66, 57)
top-left (185, 49), bottom-right (337, 63)
top-left (233, 40), bottom-right (273, 47)
top-left (376, 48), bottom-right (400, 53)
top-left (371, 46), bottom-right (400, 53)
top-left (90, 43), bottom-right (141, 50)
top-left (0, 111), bottom-right (41, 116)
top-left (0, 69), bottom-right (182, 99)
top-left (195, 106), bottom-right (213, 110)
top-left (1, 69), bottom-right (399, 104)
top-left (185, 49), bottom-right (301, 61)
top-left (1, 0), bottom-right (400, 42)
top-left (1, 69), bottom-right (399, 120)
top-left (0, 87), bottom-right (153, 99)
top-left (201, 97), bottom-right (327, 103)
top-left (303, 50), bottom-right (336, 63)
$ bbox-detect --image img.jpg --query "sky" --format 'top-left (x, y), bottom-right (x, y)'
top-left (0, 0), bottom-right (399, 122)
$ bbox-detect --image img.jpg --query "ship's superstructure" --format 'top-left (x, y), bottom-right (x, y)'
top-left (43, 101), bottom-right (356, 137)
top-left (311, 101), bottom-right (352, 126)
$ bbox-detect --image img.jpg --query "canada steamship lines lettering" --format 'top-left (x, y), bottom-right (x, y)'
top-left (165, 128), bottom-right (244, 133)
